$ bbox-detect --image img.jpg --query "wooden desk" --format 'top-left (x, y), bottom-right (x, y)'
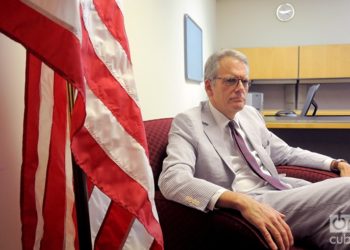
top-left (263, 116), bottom-right (350, 159)
top-left (263, 109), bottom-right (350, 117)
top-left (265, 116), bottom-right (350, 129)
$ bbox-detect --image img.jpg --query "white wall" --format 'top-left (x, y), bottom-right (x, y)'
top-left (0, 33), bottom-right (25, 250)
top-left (217, 0), bottom-right (350, 48)
top-left (0, 1), bottom-right (216, 249)
top-left (124, 0), bottom-right (216, 120)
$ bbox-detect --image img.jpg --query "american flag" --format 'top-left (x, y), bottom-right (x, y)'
top-left (0, 1), bottom-right (163, 249)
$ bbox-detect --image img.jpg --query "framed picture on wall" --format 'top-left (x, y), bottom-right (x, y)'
top-left (184, 14), bottom-right (203, 82)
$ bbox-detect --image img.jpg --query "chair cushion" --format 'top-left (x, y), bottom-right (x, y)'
top-left (144, 118), bottom-right (173, 189)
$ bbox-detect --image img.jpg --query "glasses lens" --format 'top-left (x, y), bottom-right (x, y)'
top-left (224, 78), bottom-right (239, 85)
top-left (241, 79), bottom-right (251, 88)
top-left (226, 78), bottom-right (250, 88)
top-left (215, 77), bottom-right (250, 88)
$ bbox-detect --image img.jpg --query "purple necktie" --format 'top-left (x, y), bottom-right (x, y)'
top-left (228, 121), bottom-right (289, 190)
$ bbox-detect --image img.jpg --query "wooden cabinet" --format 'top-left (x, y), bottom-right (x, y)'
top-left (237, 44), bottom-right (350, 80)
top-left (237, 46), bottom-right (299, 80)
top-left (299, 44), bottom-right (350, 78)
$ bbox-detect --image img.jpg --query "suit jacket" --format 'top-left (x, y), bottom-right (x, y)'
top-left (158, 101), bottom-right (333, 211)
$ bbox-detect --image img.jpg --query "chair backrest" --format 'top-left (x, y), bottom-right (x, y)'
top-left (144, 118), bottom-right (173, 190)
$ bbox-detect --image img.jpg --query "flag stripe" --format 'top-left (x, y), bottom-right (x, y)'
top-left (21, 53), bottom-right (78, 250)
top-left (72, 125), bottom-right (162, 242)
top-left (73, 126), bottom-right (149, 210)
top-left (123, 219), bottom-right (154, 250)
top-left (21, 52), bottom-right (42, 250)
top-left (81, 28), bottom-right (147, 150)
top-left (93, 0), bottom-right (131, 60)
top-left (0, 2), bottom-right (84, 94)
top-left (64, 121), bottom-right (77, 250)
top-left (81, 0), bottom-right (141, 118)
top-left (83, 85), bottom-right (153, 196)
top-left (95, 203), bottom-right (134, 250)
top-left (88, 187), bottom-right (111, 247)
top-left (33, 61), bottom-right (55, 250)
top-left (40, 73), bottom-right (68, 249)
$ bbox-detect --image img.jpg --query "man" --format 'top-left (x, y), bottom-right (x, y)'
top-left (158, 49), bottom-right (350, 250)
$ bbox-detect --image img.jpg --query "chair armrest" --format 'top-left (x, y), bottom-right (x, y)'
top-left (155, 191), bottom-right (268, 250)
top-left (277, 165), bottom-right (338, 183)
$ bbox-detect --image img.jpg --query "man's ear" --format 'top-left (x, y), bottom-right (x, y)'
top-left (205, 80), bottom-right (213, 97)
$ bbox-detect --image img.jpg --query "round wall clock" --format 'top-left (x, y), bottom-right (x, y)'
top-left (276, 3), bottom-right (295, 22)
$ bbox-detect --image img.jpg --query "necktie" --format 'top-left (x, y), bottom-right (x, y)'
top-left (228, 121), bottom-right (289, 190)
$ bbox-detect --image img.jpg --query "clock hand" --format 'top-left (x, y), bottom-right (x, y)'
top-left (279, 9), bottom-right (292, 14)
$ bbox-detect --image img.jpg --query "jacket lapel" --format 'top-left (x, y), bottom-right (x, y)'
top-left (201, 102), bottom-right (236, 174)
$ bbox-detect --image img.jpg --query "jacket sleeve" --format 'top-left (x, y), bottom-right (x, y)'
top-left (158, 113), bottom-right (227, 212)
top-left (250, 107), bottom-right (333, 171)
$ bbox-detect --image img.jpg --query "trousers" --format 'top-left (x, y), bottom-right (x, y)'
top-left (250, 177), bottom-right (350, 250)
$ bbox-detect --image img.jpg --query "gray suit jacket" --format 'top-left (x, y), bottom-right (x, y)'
top-left (158, 101), bottom-right (333, 211)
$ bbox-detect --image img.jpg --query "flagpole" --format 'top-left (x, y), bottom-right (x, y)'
top-left (67, 83), bottom-right (93, 250)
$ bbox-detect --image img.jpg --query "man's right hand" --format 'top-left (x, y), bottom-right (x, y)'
top-left (216, 191), bottom-right (294, 250)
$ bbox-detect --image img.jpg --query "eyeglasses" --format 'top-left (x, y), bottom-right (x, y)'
top-left (213, 77), bottom-right (251, 89)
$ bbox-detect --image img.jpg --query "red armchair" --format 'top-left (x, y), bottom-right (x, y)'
top-left (144, 118), bottom-right (338, 250)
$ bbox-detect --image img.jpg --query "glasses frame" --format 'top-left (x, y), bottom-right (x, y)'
top-left (213, 76), bottom-right (251, 89)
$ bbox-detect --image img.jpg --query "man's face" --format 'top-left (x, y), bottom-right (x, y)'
top-left (205, 56), bottom-right (249, 119)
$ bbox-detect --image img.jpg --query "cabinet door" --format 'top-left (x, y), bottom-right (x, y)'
top-left (237, 46), bottom-right (298, 80)
top-left (299, 44), bottom-right (350, 78)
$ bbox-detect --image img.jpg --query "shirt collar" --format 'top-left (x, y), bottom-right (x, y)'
top-left (208, 101), bottom-right (240, 130)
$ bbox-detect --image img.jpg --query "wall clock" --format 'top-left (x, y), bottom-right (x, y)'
top-left (276, 3), bottom-right (295, 22)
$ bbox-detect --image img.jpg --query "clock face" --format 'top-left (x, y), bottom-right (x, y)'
top-left (276, 3), bottom-right (295, 22)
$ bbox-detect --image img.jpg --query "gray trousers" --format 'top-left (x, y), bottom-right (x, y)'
top-left (250, 177), bottom-right (350, 250)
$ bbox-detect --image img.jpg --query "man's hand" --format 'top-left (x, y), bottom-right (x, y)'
top-left (337, 161), bottom-right (350, 177)
top-left (216, 191), bottom-right (293, 250)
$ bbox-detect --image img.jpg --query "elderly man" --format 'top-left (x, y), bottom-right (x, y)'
top-left (159, 49), bottom-right (350, 250)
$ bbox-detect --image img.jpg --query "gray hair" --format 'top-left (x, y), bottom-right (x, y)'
top-left (204, 49), bottom-right (249, 81)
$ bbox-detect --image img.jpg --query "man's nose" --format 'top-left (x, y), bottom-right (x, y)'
top-left (235, 79), bottom-right (245, 90)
